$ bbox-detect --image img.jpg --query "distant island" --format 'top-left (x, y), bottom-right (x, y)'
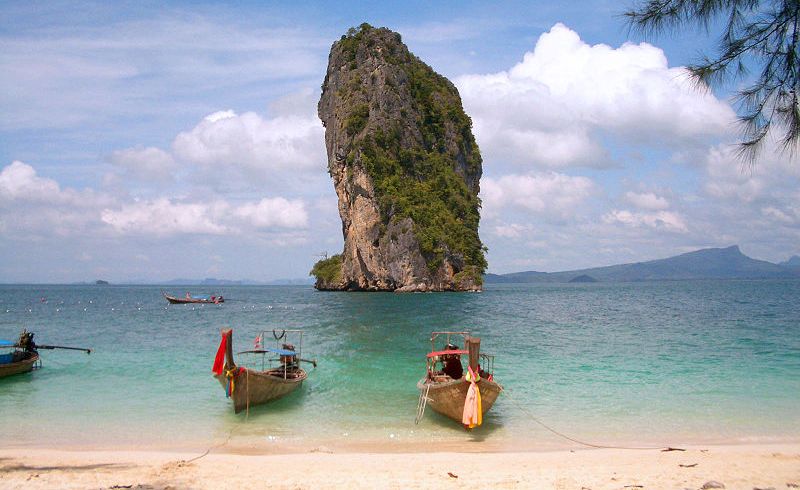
top-left (95, 280), bottom-right (109, 285)
top-left (152, 278), bottom-right (313, 286)
top-left (485, 246), bottom-right (800, 283)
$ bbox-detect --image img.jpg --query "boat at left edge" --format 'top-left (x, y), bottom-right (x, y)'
top-left (0, 329), bottom-right (91, 379)
top-left (0, 331), bottom-right (40, 378)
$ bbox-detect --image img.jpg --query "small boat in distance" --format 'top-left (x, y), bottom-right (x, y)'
top-left (164, 292), bottom-right (224, 304)
top-left (0, 330), bottom-right (91, 379)
top-left (212, 328), bottom-right (315, 414)
top-left (416, 331), bottom-right (502, 428)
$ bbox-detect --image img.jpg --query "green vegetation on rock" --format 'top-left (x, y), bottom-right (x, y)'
top-left (309, 254), bottom-right (343, 285)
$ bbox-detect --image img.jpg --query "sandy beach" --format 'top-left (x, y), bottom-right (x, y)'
top-left (1, 444), bottom-right (798, 489)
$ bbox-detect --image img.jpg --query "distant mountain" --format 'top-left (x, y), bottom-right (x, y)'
top-left (569, 274), bottom-right (597, 283)
top-left (140, 277), bottom-right (315, 286)
top-left (158, 278), bottom-right (257, 286)
top-left (484, 270), bottom-right (550, 284)
top-left (485, 246), bottom-right (800, 283)
top-left (780, 255), bottom-right (800, 268)
top-left (264, 277), bottom-right (315, 286)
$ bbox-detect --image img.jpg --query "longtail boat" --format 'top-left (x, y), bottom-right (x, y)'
top-left (0, 330), bottom-right (90, 379)
top-left (416, 331), bottom-right (502, 428)
top-left (212, 328), bottom-right (315, 414)
top-left (164, 292), bottom-right (224, 304)
top-left (0, 340), bottom-right (39, 378)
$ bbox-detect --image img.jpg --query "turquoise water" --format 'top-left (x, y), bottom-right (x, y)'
top-left (0, 281), bottom-right (798, 452)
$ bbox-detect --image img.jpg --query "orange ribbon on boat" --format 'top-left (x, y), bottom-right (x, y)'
top-left (462, 365), bottom-right (482, 429)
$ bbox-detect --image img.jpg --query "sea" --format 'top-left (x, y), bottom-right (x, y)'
top-left (0, 281), bottom-right (798, 453)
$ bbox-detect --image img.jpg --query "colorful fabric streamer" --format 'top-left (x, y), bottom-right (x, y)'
top-left (212, 332), bottom-right (227, 375)
top-left (462, 365), bottom-right (482, 428)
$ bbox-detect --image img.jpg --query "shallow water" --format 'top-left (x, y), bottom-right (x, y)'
top-left (0, 281), bottom-right (798, 452)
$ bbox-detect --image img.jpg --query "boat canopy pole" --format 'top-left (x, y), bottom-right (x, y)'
top-left (297, 357), bottom-right (317, 367)
top-left (35, 344), bottom-right (91, 354)
top-left (467, 337), bottom-right (480, 372)
top-left (223, 328), bottom-right (235, 369)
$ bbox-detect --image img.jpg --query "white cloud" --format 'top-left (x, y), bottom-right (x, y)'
top-left (457, 23), bottom-right (736, 169)
top-left (101, 196), bottom-right (309, 237)
top-left (0, 160), bottom-right (112, 209)
top-left (0, 160), bottom-right (310, 241)
top-left (761, 206), bottom-right (796, 224)
top-left (100, 198), bottom-right (231, 236)
top-left (624, 191), bottom-right (669, 211)
top-left (234, 197), bottom-right (308, 229)
top-left (0, 161), bottom-right (114, 237)
top-left (110, 146), bottom-right (176, 182)
top-left (98, 89), bottom-right (330, 195)
top-left (172, 104), bottom-right (326, 180)
top-left (481, 171), bottom-right (595, 218)
top-left (0, 161), bottom-right (61, 202)
top-left (702, 140), bottom-right (800, 227)
top-left (493, 223), bottom-right (530, 238)
top-left (704, 143), bottom-right (800, 199)
top-left (602, 209), bottom-right (688, 233)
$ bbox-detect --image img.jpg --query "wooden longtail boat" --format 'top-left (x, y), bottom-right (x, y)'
top-left (0, 330), bottom-right (90, 379)
top-left (416, 331), bottom-right (502, 427)
top-left (212, 328), bottom-right (313, 414)
top-left (164, 292), bottom-right (224, 304)
top-left (0, 349), bottom-right (40, 378)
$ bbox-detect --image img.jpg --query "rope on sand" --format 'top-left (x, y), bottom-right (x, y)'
top-left (502, 388), bottom-right (675, 451)
top-left (182, 426), bottom-right (237, 464)
top-left (184, 369), bottom-right (255, 464)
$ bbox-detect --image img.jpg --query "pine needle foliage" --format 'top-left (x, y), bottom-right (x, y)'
top-left (625, 0), bottom-right (800, 163)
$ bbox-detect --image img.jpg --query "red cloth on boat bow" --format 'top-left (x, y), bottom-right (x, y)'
top-left (212, 332), bottom-right (227, 375)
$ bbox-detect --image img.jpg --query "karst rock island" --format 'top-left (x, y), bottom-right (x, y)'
top-left (312, 24), bottom-right (487, 292)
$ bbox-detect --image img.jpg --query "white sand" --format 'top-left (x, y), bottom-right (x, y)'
top-left (1, 444), bottom-right (798, 489)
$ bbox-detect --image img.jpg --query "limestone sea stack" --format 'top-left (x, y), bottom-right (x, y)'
top-left (313, 24), bottom-right (486, 292)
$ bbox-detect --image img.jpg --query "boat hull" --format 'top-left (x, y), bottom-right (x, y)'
top-left (215, 368), bottom-right (306, 414)
top-left (165, 295), bottom-right (223, 304)
top-left (417, 376), bottom-right (502, 423)
top-left (0, 352), bottom-right (39, 379)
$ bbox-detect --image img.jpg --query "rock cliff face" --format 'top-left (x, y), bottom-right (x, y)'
top-left (314, 24), bottom-right (486, 292)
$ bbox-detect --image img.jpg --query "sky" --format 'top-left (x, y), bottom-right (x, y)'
top-left (1, 0), bottom-right (798, 283)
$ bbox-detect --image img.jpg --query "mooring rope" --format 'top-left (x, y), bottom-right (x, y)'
top-left (182, 425), bottom-right (237, 464)
top-left (185, 369), bottom-right (253, 463)
top-left (502, 388), bottom-right (671, 451)
top-left (245, 368), bottom-right (250, 420)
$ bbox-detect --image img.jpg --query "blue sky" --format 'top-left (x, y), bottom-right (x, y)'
top-left (1, 1), bottom-right (798, 283)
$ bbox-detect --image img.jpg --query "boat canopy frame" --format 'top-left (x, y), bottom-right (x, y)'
top-left (426, 331), bottom-right (495, 377)
top-left (237, 329), bottom-right (306, 378)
